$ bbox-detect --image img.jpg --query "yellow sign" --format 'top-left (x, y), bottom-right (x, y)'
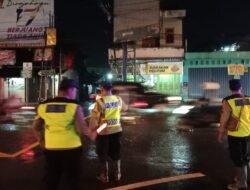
top-left (228, 64), bottom-right (245, 75)
top-left (46, 28), bottom-right (57, 46)
top-left (147, 62), bottom-right (183, 74)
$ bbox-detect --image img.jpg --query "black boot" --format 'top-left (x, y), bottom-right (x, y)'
top-left (227, 166), bottom-right (247, 190)
top-left (96, 162), bottom-right (109, 183)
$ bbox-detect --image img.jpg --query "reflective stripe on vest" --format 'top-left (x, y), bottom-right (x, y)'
top-left (227, 97), bottom-right (250, 137)
top-left (97, 95), bottom-right (121, 128)
top-left (37, 101), bottom-right (82, 149)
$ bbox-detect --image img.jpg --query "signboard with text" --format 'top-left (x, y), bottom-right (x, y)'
top-left (0, 0), bottom-right (54, 48)
top-left (21, 69), bottom-right (32, 78)
top-left (146, 62), bottom-right (183, 75)
top-left (23, 62), bottom-right (32, 70)
top-left (228, 64), bottom-right (245, 75)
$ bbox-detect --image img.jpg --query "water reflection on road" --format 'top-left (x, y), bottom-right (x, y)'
top-left (121, 110), bottom-right (195, 179)
top-left (0, 107), bottom-right (194, 171)
top-left (0, 110), bottom-right (36, 163)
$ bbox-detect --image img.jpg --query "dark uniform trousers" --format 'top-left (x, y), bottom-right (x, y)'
top-left (44, 147), bottom-right (83, 190)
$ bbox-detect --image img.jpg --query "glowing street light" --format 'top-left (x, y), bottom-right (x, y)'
top-left (107, 73), bottom-right (113, 80)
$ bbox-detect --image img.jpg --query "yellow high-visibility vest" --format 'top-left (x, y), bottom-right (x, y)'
top-left (97, 95), bottom-right (122, 128)
top-left (227, 96), bottom-right (250, 137)
top-left (36, 98), bottom-right (82, 149)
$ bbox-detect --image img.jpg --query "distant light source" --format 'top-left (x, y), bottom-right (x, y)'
top-left (107, 73), bottom-right (113, 80)
top-left (131, 101), bottom-right (149, 108)
top-left (172, 105), bottom-right (194, 114)
top-left (166, 96), bottom-right (182, 101)
top-left (220, 43), bottom-right (240, 52)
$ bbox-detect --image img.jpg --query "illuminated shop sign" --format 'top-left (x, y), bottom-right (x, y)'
top-left (146, 62), bottom-right (183, 74)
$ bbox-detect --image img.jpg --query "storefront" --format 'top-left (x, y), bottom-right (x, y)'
top-left (139, 60), bottom-right (183, 95)
top-left (109, 47), bottom-right (185, 96)
top-left (184, 52), bottom-right (250, 100)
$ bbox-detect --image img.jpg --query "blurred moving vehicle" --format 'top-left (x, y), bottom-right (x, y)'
top-left (0, 96), bottom-right (24, 122)
top-left (90, 81), bottom-right (182, 109)
top-left (177, 104), bottom-right (221, 127)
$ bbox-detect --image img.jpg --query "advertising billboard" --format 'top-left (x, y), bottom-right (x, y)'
top-left (0, 0), bottom-right (54, 48)
top-left (146, 62), bottom-right (183, 75)
top-left (0, 50), bottom-right (16, 66)
top-left (113, 0), bottom-right (159, 43)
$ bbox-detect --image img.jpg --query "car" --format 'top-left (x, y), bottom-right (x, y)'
top-left (88, 81), bottom-right (182, 111)
top-left (177, 103), bottom-right (221, 127)
top-left (110, 81), bottom-right (182, 109)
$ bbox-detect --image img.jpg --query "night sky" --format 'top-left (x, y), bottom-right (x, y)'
top-left (55, 0), bottom-right (250, 67)
top-left (175, 1), bottom-right (250, 51)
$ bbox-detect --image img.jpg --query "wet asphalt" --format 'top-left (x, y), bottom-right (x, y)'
top-left (0, 108), bottom-right (245, 190)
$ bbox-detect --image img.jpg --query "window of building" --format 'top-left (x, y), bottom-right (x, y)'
top-left (142, 37), bottom-right (160, 48)
top-left (165, 28), bottom-right (174, 44)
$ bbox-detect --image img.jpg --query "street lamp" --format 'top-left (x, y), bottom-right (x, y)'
top-left (107, 73), bottom-right (113, 80)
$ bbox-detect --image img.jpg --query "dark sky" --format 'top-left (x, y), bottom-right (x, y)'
top-left (55, 0), bottom-right (250, 66)
top-left (162, 0), bottom-right (250, 51)
top-left (55, 0), bottom-right (111, 67)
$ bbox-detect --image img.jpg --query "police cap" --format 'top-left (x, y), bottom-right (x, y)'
top-left (100, 81), bottom-right (112, 90)
top-left (229, 79), bottom-right (242, 91)
top-left (59, 78), bottom-right (78, 90)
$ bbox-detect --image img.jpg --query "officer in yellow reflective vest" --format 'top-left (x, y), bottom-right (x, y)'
top-left (89, 81), bottom-right (128, 183)
top-left (32, 78), bottom-right (94, 190)
top-left (218, 79), bottom-right (250, 190)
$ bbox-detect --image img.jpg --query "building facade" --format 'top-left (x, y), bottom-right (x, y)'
top-left (109, 10), bottom-right (186, 96)
top-left (184, 51), bottom-right (250, 100)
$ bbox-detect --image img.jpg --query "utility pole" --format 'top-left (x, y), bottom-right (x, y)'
top-left (122, 42), bottom-right (127, 81)
top-left (133, 43), bottom-right (136, 82)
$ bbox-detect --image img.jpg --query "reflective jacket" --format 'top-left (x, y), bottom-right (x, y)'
top-left (94, 95), bottom-right (122, 135)
top-left (35, 97), bottom-right (82, 149)
top-left (225, 94), bottom-right (250, 137)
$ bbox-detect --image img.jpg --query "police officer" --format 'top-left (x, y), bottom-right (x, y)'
top-left (89, 81), bottom-right (128, 183)
top-left (218, 79), bottom-right (250, 190)
top-left (32, 78), bottom-right (94, 190)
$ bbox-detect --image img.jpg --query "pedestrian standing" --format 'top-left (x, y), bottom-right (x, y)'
top-left (32, 78), bottom-right (95, 190)
top-left (218, 79), bottom-right (250, 190)
top-left (89, 81), bottom-right (128, 183)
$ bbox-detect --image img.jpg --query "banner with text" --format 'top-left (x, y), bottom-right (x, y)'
top-left (0, 0), bottom-right (54, 48)
top-left (227, 64), bottom-right (245, 75)
top-left (146, 62), bottom-right (183, 75)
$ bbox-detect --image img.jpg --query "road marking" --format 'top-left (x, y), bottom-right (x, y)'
top-left (106, 172), bottom-right (206, 190)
